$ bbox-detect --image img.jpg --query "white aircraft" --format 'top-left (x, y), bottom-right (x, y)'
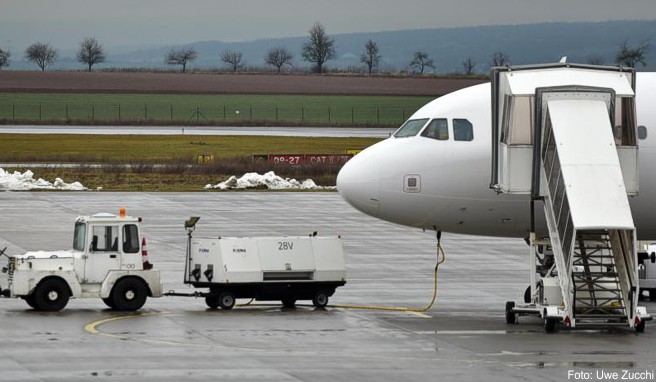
top-left (337, 72), bottom-right (656, 240)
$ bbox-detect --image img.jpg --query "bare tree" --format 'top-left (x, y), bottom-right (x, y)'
top-left (221, 50), bottom-right (243, 72)
top-left (76, 37), bottom-right (106, 72)
top-left (301, 23), bottom-right (336, 74)
top-left (491, 51), bottom-right (510, 67)
top-left (616, 40), bottom-right (650, 68)
top-left (409, 51), bottom-right (435, 75)
top-left (360, 39), bottom-right (381, 75)
top-left (585, 55), bottom-right (605, 65)
top-left (166, 47), bottom-right (198, 73)
top-left (265, 47), bottom-right (293, 73)
top-left (462, 57), bottom-right (476, 75)
top-left (24, 42), bottom-right (58, 71)
top-left (0, 48), bottom-right (9, 69)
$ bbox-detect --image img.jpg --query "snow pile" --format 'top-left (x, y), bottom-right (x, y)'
top-left (205, 171), bottom-right (331, 190)
top-left (0, 168), bottom-right (87, 191)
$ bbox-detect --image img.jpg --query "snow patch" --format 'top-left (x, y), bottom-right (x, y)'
top-left (0, 168), bottom-right (87, 191)
top-left (205, 171), bottom-right (331, 190)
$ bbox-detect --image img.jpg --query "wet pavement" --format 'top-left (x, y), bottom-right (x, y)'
top-left (0, 192), bottom-right (654, 381)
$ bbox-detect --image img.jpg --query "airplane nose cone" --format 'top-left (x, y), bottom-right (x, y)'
top-left (337, 149), bottom-right (380, 217)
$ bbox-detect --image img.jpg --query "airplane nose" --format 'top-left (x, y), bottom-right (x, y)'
top-left (337, 149), bottom-right (381, 217)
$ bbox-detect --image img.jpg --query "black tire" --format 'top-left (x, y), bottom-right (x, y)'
top-left (505, 301), bottom-right (516, 324)
top-left (218, 292), bottom-right (235, 310)
top-left (205, 295), bottom-right (220, 309)
top-left (282, 298), bottom-right (296, 308)
top-left (23, 294), bottom-right (38, 309)
top-left (111, 278), bottom-right (147, 311)
top-left (33, 278), bottom-right (70, 312)
top-left (636, 320), bottom-right (646, 333)
top-left (312, 290), bottom-right (329, 308)
top-left (524, 286), bottom-right (531, 304)
top-left (544, 318), bottom-right (557, 333)
top-left (102, 297), bottom-right (116, 310)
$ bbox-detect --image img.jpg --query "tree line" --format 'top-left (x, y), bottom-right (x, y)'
top-left (0, 23), bottom-right (650, 74)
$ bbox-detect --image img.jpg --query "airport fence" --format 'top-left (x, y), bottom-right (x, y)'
top-left (0, 102), bottom-right (421, 127)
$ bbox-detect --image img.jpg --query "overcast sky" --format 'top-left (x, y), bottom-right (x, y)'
top-left (2, 0), bottom-right (655, 51)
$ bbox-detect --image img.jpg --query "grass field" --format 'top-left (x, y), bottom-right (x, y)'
top-left (0, 134), bottom-right (380, 162)
top-left (0, 93), bottom-right (432, 127)
top-left (0, 134), bottom-right (382, 190)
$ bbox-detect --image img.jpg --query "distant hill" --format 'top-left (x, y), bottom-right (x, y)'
top-left (9, 20), bottom-right (656, 72)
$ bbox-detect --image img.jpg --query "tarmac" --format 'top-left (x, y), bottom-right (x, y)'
top-left (0, 191), bottom-right (654, 381)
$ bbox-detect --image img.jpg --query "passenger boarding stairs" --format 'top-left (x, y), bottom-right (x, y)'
top-left (539, 93), bottom-right (638, 327)
top-left (490, 64), bottom-right (647, 331)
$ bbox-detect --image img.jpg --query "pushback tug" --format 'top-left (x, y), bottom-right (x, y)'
top-left (0, 211), bottom-right (346, 311)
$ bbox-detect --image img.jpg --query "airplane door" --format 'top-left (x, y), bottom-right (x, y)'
top-left (85, 225), bottom-right (121, 283)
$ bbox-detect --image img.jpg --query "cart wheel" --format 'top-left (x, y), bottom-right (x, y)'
top-left (312, 290), bottom-right (329, 308)
top-left (505, 301), bottom-right (517, 324)
top-left (205, 295), bottom-right (220, 309)
top-left (218, 292), bottom-right (235, 310)
top-left (282, 298), bottom-right (296, 308)
top-left (544, 318), bottom-right (557, 333)
top-left (33, 278), bottom-right (70, 312)
top-left (636, 320), bottom-right (646, 333)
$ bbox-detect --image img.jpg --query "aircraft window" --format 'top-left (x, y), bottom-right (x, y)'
top-left (420, 119), bottom-right (448, 140)
top-left (638, 125), bottom-right (647, 140)
top-left (394, 118), bottom-right (429, 137)
top-left (453, 119), bottom-right (474, 141)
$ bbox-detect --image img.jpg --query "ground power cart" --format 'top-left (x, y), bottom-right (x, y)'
top-left (180, 217), bottom-right (346, 309)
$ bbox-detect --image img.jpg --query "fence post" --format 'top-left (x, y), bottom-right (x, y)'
top-left (12, 104), bottom-right (14, 120)
top-left (65, 104), bottom-right (68, 120)
top-left (39, 103), bottom-right (42, 120)
top-left (275, 106), bottom-right (278, 121)
top-left (144, 105), bottom-right (148, 120)
top-left (402, 108), bottom-right (405, 122)
top-left (171, 105), bottom-right (173, 121)
top-left (196, 106), bottom-right (200, 123)
top-left (328, 107), bottom-right (331, 124)
top-left (92, 105), bottom-right (95, 121)
top-left (249, 105), bottom-right (252, 119)
top-left (118, 104), bottom-right (121, 121)
top-left (351, 107), bottom-right (354, 124)
top-left (377, 107), bottom-right (380, 125)
top-left (301, 105), bottom-right (304, 124)
top-left (223, 105), bottom-right (226, 120)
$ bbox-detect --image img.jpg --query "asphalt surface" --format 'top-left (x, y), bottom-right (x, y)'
top-left (0, 125), bottom-right (395, 138)
top-left (0, 192), bottom-right (654, 381)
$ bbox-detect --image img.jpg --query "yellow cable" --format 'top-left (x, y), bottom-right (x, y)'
top-left (329, 242), bottom-right (445, 313)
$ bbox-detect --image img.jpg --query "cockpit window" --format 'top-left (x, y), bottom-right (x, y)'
top-left (420, 119), bottom-right (448, 140)
top-left (394, 118), bottom-right (429, 138)
top-left (453, 119), bottom-right (474, 141)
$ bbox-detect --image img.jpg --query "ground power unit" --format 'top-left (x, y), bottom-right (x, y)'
top-left (180, 217), bottom-right (347, 309)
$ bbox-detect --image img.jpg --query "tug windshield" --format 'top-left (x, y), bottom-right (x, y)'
top-left (73, 222), bottom-right (86, 251)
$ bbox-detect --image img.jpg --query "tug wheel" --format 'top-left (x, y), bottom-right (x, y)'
top-left (33, 278), bottom-right (70, 312)
top-left (111, 278), bottom-right (147, 311)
